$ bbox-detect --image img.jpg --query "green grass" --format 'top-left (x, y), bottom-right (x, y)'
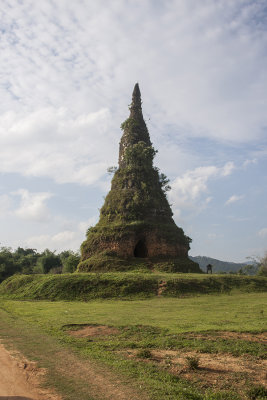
top-left (1, 293), bottom-right (266, 333)
top-left (0, 282), bottom-right (266, 400)
top-left (0, 293), bottom-right (266, 400)
top-left (0, 272), bottom-right (266, 301)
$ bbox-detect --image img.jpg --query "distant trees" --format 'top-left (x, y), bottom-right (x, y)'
top-left (60, 251), bottom-right (80, 273)
top-left (257, 252), bottom-right (267, 277)
top-left (14, 247), bottom-right (39, 274)
top-left (241, 252), bottom-right (267, 277)
top-left (238, 264), bottom-right (259, 276)
top-left (0, 246), bottom-right (80, 282)
top-left (0, 247), bottom-right (19, 282)
top-left (37, 249), bottom-right (62, 274)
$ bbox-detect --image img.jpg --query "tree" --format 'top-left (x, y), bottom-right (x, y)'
top-left (0, 246), bottom-right (80, 279)
top-left (0, 247), bottom-right (21, 281)
top-left (257, 252), bottom-right (267, 277)
top-left (13, 247), bottom-right (39, 274)
top-left (37, 249), bottom-right (62, 274)
top-left (61, 251), bottom-right (80, 273)
top-left (238, 264), bottom-right (259, 276)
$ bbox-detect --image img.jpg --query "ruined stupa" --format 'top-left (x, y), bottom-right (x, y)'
top-left (78, 84), bottom-right (200, 272)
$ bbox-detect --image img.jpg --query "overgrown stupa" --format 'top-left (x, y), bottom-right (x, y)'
top-left (78, 84), bottom-right (200, 272)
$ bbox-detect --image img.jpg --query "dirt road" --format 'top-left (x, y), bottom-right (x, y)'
top-left (0, 338), bottom-right (149, 400)
top-left (0, 343), bottom-right (58, 400)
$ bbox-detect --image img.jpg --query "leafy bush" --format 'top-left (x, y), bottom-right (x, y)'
top-left (186, 355), bottom-right (200, 370)
top-left (136, 349), bottom-right (153, 359)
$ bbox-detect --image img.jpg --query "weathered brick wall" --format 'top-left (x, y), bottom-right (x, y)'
top-left (82, 228), bottom-right (188, 260)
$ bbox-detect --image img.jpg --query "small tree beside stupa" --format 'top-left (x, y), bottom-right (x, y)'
top-left (78, 84), bottom-right (201, 273)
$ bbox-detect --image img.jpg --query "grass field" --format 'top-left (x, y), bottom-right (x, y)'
top-left (1, 293), bottom-right (266, 333)
top-left (0, 291), bottom-right (266, 400)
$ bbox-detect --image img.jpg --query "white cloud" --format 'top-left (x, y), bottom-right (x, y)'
top-left (25, 230), bottom-right (82, 252)
top-left (0, 1), bottom-right (266, 156)
top-left (258, 228), bottom-right (267, 238)
top-left (225, 194), bottom-right (244, 205)
top-left (242, 159), bottom-right (257, 168)
top-left (171, 165), bottom-right (218, 201)
top-left (0, 1), bottom-right (265, 191)
top-left (78, 216), bottom-right (98, 234)
top-left (0, 107), bottom-right (115, 186)
top-left (52, 230), bottom-right (76, 243)
top-left (22, 217), bottom-right (99, 252)
top-left (169, 162), bottom-right (235, 216)
top-left (13, 189), bottom-right (53, 222)
top-left (208, 233), bottom-right (217, 239)
top-left (0, 194), bottom-right (12, 217)
top-left (221, 162), bottom-right (235, 177)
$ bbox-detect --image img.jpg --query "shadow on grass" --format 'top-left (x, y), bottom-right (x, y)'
top-left (0, 397), bottom-right (35, 400)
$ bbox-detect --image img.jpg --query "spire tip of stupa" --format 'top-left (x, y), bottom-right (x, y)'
top-left (130, 82), bottom-right (142, 113)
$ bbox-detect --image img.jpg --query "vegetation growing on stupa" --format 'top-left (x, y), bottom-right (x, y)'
top-left (79, 84), bottom-right (201, 273)
top-left (99, 142), bottom-right (173, 224)
top-left (99, 84), bottom-right (173, 225)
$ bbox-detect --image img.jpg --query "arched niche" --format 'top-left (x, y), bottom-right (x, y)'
top-left (134, 239), bottom-right (148, 258)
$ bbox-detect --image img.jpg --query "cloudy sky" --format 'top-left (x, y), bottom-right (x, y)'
top-left (0, 0), bottom-right (266, 262)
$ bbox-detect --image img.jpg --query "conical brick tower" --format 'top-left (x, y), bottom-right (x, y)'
top-left (78, 84), bottom-right (200, 273)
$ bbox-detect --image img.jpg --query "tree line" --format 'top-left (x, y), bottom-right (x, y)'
top-left (0, 246), bottom-right (266, 283)
top-left (0, 246), bottom-right (80, 282)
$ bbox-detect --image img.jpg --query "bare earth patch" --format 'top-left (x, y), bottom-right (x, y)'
top-left (68, 324), bottom-right (120, 337)
top-left (187, 331), bottom-right (267, 343)
top-left (67, 326), bottom-right (267, 397)
top-left (125, 348), bottom-right (267, 395)
top-left (0, 342), bottom-right (61, 399)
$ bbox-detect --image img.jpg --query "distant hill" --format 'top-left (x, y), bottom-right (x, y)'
top-left (189, 255), bottom-right (251, 273)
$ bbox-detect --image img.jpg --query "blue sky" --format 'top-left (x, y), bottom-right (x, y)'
top-left (0, 0), bottom-right (266, 262)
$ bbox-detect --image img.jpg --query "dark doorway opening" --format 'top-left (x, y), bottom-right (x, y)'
top-left (134, 240), bottom-right (148, 258)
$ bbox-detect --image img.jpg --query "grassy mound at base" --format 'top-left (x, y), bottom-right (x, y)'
top-left (77, 254), bottom-right (200, 273)
top-left (0, 273), bottom-right (266, 301)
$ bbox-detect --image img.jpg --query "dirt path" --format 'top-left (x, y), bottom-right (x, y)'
top-left (0, 339), bottom-right (150, 400)
top-left (0, 343), bottom-right (59, 400)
